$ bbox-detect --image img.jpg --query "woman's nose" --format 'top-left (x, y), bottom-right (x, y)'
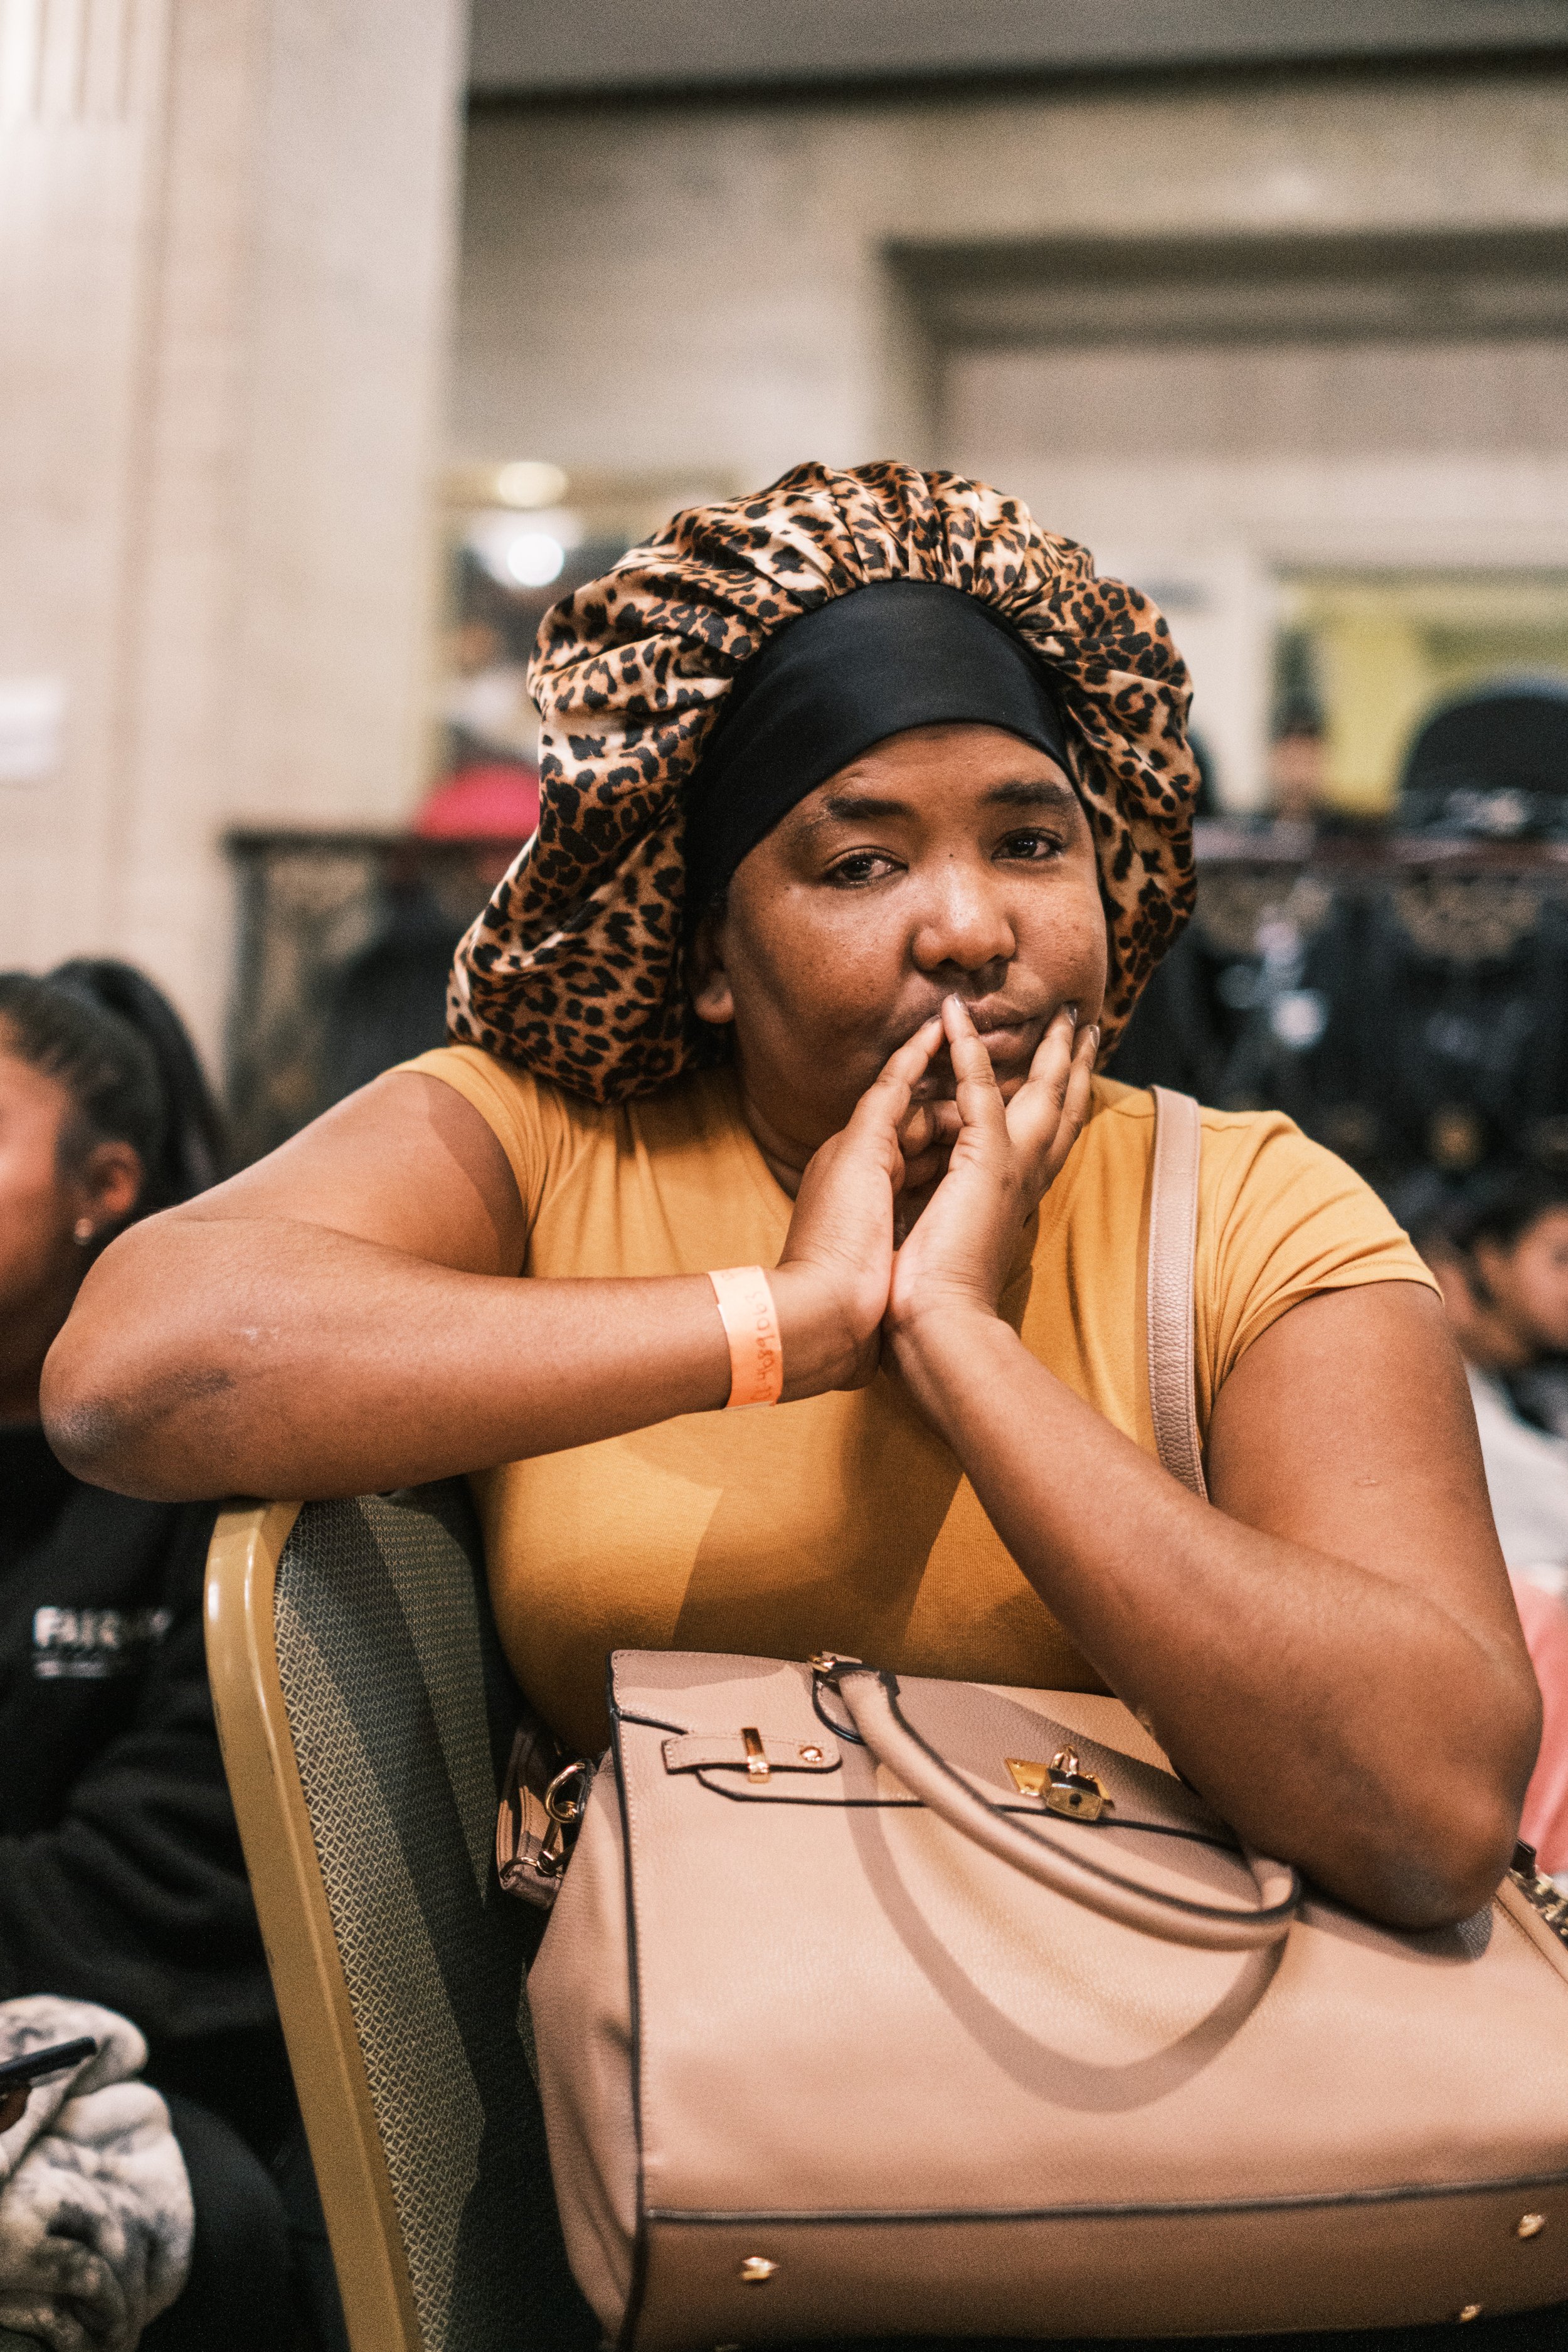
top-left (909, 859), bottom-right (1017, 978)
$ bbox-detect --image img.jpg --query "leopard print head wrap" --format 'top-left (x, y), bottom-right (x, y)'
top-left (448, 460), bottom-right (1199, 1103)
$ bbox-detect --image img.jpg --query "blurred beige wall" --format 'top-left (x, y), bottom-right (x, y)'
top-left (455, 65), bottom-right (1568, 808)
top-left (0, 0), bottom-right (467, 1064)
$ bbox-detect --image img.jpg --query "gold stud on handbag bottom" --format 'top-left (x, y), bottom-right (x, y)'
top-left (1518, 2213), bottom-right (1547, 2238)
top-left (1456, 2305), bottom-right (1483, 2323)
top-left (738, 2255), bottom-right (778, 2283)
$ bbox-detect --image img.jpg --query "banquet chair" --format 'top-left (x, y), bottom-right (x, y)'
top-left (203, 1482), bottom-right (598, 2352)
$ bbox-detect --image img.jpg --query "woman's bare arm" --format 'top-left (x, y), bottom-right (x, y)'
top-left (41, 1074), bottom-right (723, 1498)
top-left (884, 1002), bottom-right (1539, 1931)
top-left (891, 1285), bottom-right (1535, 1931)
top-left (42, 1025), bottom-right (952, 1501)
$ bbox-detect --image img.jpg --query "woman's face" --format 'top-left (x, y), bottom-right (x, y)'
top-left (1476, 1209), bottom-right (1568, 1358)
top-left (0, 1043), bottom-right (142, 1370)
top-left (689, 722), bottom-right (1107, 1159)
top-left (0, 1047), bottom-right (85, 1328)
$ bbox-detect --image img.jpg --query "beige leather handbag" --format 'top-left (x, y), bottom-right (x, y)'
top-left (528, 1088), bottom-right (1568, 2349)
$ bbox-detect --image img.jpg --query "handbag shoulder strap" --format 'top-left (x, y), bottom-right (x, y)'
top-left (1147, 1086), bottom-right (1208, 1502)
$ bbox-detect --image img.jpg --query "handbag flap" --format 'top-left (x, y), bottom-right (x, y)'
top-left (610, 1650), bottom-right (1226, 1840)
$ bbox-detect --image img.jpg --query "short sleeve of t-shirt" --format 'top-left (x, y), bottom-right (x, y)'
top-left (1192, 1105), bottom-right (1438, 1422)
top-left (398, 1044), bottom-right (576, 1226)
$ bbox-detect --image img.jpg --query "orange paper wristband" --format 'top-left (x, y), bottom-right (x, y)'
top-left (708, 1265), bottom-right (783, 1409)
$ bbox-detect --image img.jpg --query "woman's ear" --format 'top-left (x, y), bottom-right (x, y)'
top-left (687, 908), bottom-right (736, 1029)
top-left (73, 1140), bottom-right (144, 1236)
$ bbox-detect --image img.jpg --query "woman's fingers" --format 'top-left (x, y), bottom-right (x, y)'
top-left (901, 1142), bottom-right (956, 1193)
top-left (840, 997), bottom-right (1091, 1214)
top-left (941, 995), bottom-right (1009, 1138)
top-left (1039, 1021), bottom-right (1099, 1180)
top-left (824, 1014), bottom-right (946, 1191)
top-left (852, 1014), bottom-right (945, 1145)
top-left (899, 1094), bottom-right (961, 1194)
top-left (1005, 1005), bottom-right (1091, 1170)
top-left (897, 1096), bottom-right (960, 1159)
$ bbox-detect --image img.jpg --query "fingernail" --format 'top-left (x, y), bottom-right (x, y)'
top-left (1064, 1002), bottom-right (1079, 1024)
top-left (1086, 1024), bottom-right (1101, 1054)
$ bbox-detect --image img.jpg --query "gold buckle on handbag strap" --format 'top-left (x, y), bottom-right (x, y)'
top-left (496, 1730), bottom-right (591, 1910)
top-left (1006, 1749), bottom-right (1114, 1821)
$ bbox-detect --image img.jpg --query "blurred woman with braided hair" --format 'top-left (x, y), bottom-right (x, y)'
top-left (0, 960), bottom-right (343, 2350)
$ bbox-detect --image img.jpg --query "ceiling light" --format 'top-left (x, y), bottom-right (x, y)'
top-left (495, 460), bottom-right (568, 509)
top-left (504, 532), bottom-right (566, 588)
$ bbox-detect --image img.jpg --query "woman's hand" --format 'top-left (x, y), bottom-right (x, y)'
top-left (885, 996), bottom-right (1097, 1343)
top-left (770, 1014), bottom-right (953, 1394)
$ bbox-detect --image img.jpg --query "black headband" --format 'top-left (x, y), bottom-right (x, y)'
top-left (684, 578), bottom-right (1069, 909)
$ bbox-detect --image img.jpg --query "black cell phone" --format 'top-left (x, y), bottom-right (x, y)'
top-left (0, 2036), bottom-right (97, 2094)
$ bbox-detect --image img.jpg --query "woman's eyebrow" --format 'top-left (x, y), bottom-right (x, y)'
top-left (802, 778), bottom-right (1076, 833)
top-left (799, 792), bottom-right (910, 831)
top-left (984, 780), bottom-right (1078, 813)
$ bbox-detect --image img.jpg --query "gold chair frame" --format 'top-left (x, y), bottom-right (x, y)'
top-left (204, 1501), bottom-right (423, 2352)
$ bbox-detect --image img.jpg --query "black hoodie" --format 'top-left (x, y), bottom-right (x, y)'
top-left (0, 1424), bottom-right (292, 2153)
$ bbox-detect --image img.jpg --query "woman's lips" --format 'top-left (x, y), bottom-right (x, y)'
top-left (906, 1007), bottom-right (1050, 1096)
top-left (909, 998), bottom-right (1048, 1036)
top-left (971, 1009), bottom-right (1049, 1059)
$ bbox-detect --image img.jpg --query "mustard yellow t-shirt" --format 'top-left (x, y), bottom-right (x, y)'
top-left (405, 1049), bottom-right (1437, 1752)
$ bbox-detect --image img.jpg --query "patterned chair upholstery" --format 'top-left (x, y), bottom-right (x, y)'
top-left (204, 1482), bottom-right (597, 2352)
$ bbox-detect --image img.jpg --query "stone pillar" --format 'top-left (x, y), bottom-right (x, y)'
top-left (0, 0), bottom-right (467, 1064)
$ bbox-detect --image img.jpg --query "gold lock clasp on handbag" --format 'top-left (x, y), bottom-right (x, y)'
top-left (1005, 1749), bottom-right (1113, 1821)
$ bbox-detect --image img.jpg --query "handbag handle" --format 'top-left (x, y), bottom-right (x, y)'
top-left (826, 1664), bottom-right (1300, 1952)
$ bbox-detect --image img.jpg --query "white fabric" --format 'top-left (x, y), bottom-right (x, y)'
top-left (0, 1997), bottom-right (193, 2352)
top-left (1468, 1365), bottom-right (1568, 1599)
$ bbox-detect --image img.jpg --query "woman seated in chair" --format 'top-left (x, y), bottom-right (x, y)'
top-left (0, 960), bottom-right (344, 2351)
top-left (43, 464), bottom-right (1537, 1935)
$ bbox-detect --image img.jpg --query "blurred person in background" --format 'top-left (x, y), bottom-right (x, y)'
top-left (1267, 721), bottom-right (1327, 832)
top-left (0, 961), bottom-right (344, 2351)
top-left (318, 762), bottom-right (541, 1108)
top-left (1417, 1171), bottom-right (1568, 1589)
top-left (1264, 630), bottom-right (1328, 839)
top-left (441, 611), bottom-right (541, 777)
top-left (1419, 1170), bottom-right (1568, 1878)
